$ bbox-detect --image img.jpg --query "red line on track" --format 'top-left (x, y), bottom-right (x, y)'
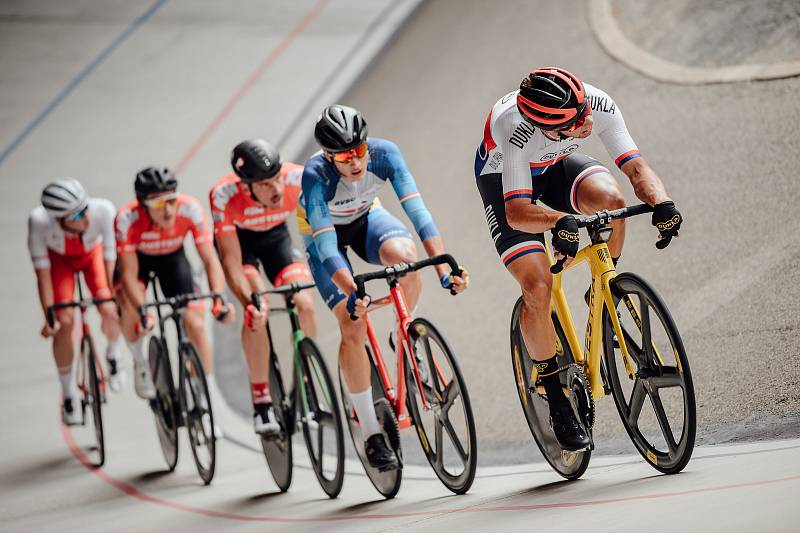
top-left (61, 424), bottom-right (800, 523)
top-left (174, 0), bottom-right (329, 174)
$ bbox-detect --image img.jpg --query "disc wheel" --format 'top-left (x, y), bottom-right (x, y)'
top-left (339, 349), bottom-right (402, 499)
top-left (179, 343), bottom-right (216, 485)
top-left (297, 338), bottom-right (345, 498)
top-left (149, 336), bottom-right (179, 471)
top-left (261, 351), bottom-right (293, 492)
top-left (603, 272), bottom-right (696, 474)
top-left (83, 336), bottom-right (105, 467)
top-left (510, 297), bottom-right (591, 480)
top-left (405, 318), bottom-right (477, 494)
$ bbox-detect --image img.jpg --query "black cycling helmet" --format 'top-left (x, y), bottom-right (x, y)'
top-left (230, 139), bottom-right (282, 182)
top-left (517, 67), bottom-right (587, 131)
top-left (134, 166), bottom-right (178, 199)
top-left (314, 105), bottom-right (368, 152)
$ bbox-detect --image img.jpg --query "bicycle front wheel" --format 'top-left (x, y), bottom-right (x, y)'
top-left (297, 338), bottom-right (344, 498)
top-left (149, 336), bottom-right (178, 471)
top-left (603, 272), bottom-right (696, 474)
top-left (405, 318), bottom-right (477, 494)
top-left (179, 343), bottom-right (216, 485)
top-left (261, 353), bottom-right (293, 492)
top-left (82, 336), bottom-right (105, 467)
top-left (510, 297), bottom-right (591, 480)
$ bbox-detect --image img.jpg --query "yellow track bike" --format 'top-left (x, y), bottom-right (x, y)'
top-left (511, 204), bottom-right (696, 479)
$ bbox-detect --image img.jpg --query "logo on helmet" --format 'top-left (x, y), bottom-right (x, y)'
top-left (235, 157), bottom-right (245, 169)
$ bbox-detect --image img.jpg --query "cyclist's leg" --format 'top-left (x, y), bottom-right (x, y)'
top-left (552, 154), bottom-right (626, 258)
top-left (362, 207), bottom-right (420, 310)
top-left (261, 225), bottom-right (318, 337)
top-left (80, 245), bottom-right (121, 359)
top-left (49, 251), bottom-right (78, 399)
top-left (235, 228), bottom-right (272, 394)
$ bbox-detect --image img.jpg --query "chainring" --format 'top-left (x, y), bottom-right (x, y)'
top-left (566, 364), bottom-right (595, 430)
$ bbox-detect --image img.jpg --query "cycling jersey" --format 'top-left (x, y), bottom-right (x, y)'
top-left (28, 198), bottom-right (116, 303)
top-left (299, 137), bottom-right (439, 277)
top-left (115, 194), bottom-right (212, 256)
top-left (208, 164), bottom-right (303, 236)
top-left (475, 83), bottom-right (640, 202)
top-left (27, 198), bottom-right (116, 270)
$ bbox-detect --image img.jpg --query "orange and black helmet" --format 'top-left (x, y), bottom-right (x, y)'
top-left (517, 67), bottom-right (587, 131)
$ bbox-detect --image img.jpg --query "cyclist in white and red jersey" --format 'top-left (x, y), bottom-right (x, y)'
top-left (210, 139), bottom-right (316, 436)
top-left (475, 67), bottom-right (683, 451)
top-left (115, 167), bottom-right (234, 401)
top-left (28, 178), bottom-right (123, 425)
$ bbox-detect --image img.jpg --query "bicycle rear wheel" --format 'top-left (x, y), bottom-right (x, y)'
top-left (510, 297), bottom-right (591, 480)
top-left (261, 352), bottom-right (293, 492)
top-left (405, 318), bottom-right (477, 494)
top-left (179, 343), bottom-right (216, 485)
top-left (339, 348), bottom-right (402, 499)
top-left (603, 272), bottom-right (696, 474)
top-left (82, 336), bottom-right (105, 467)
top-left (297, 338), bottom-right (344, 498)
top-left (149, 336), bottom-right (178, 471)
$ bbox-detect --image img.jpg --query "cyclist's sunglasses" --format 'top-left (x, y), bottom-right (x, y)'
top-left (65, 205), bottom-right (89, 222)
top-left (558, 103), bottom-right (591, 132)
top-left (142, 191), bottom-right (179, 209)
top-left (329, 143), bottom-right (368, 163)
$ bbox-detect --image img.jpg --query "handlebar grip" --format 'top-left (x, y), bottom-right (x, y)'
top-left (250, 292), bottom-right (262, 311)
top-left (655, 235), bottom-right (673, 250)
top-left (46, 307), bottom-right (55, 328)
top-left (550, 257), bottom-right (567, 274)
top-left (355, 278), bottom-right (366, 300)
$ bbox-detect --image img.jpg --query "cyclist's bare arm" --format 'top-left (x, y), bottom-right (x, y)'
top-left (118, 253), bottom-right (145, 310)
top-left (332, 268), bottom-right (358, 295)
top-left (505, 199), bottom-right (565, 234)
top-left (34, 267), bottom-right (54, 317)
top-left (620, 157), bottom-right (671, 206)
top-left (104, 260), bottom-right (115, 296)
top-left (196, 242), bottom-right (227, 296)
top-left (216, 232), bottom-right (251, 307)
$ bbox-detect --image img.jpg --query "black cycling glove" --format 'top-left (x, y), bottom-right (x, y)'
top-left (552, 215), bottom-right (580, 258)
top-left (652, 201), bottom-right (682, 240)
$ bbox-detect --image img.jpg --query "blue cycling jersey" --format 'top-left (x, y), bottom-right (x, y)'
top-left (298, 137), bottom-right (439, 277)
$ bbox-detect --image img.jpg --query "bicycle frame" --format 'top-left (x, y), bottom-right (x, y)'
top-left (548, 235), bottom-right (637, 401)
top-left (364, 282), bottom-right (443, 429)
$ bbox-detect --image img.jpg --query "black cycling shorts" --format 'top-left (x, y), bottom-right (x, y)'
top-left (135, 247), bottom-right (199, 298)
top-left (476, 153), bottom-right (609, 268)
top-left (236, 223), bottom-right (311, 287)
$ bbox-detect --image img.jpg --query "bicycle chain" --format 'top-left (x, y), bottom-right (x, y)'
top-left (529, 362), bottom-right (595, 428)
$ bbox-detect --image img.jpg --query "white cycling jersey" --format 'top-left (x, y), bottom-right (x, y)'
top-left (475, 83), bottom-right (641, 201)
top-left (27, 198), bottom-right (116, 269)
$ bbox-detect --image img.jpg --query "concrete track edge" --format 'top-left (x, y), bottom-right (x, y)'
top-left (588, 0), bottom-right (800, 84)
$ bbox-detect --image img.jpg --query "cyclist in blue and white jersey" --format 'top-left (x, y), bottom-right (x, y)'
top-left (299, 105), bottom-right (468, 472)
top-left (475, 67), bottom-right (683, 452)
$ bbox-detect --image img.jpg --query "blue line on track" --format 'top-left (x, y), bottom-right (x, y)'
top-left (0, 0), bottom-right (168, 168)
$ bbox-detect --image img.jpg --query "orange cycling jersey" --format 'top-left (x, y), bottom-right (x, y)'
top-left (209, 163), bottom-right (303, 236)
top-left (115, 194), bottom-right (212, 256)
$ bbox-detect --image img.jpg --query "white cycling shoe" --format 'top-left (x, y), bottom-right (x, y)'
top-left (106, 358), bottom-right (127, 393)
top-left (253, 403), bottom-right (280, 437)
top-left (62, 397), bottom-right (81, 426)
top-left (133, 361), bottom-right (156, 400)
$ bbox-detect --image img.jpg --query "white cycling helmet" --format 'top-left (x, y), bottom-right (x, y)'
top-left (41, 178), bottom-right (88, 218)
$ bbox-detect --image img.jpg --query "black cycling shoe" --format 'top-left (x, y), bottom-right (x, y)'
top-left (364, 433), bottom-right (399, 472)
top-left (549, 402), bottom-right (592, 452)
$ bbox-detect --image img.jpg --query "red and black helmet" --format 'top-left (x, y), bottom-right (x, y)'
top-left (517, 67), bottom-right (587, 131)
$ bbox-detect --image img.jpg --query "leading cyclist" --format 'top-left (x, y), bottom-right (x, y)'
top-left (300, 105), bottom-right (468, 471)
top-left (115, 167), bottom-right (234, 402)
top-left (28, 179), bottom-right (123, 425)
top-left (474, 67), bottom-right (682, 451)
